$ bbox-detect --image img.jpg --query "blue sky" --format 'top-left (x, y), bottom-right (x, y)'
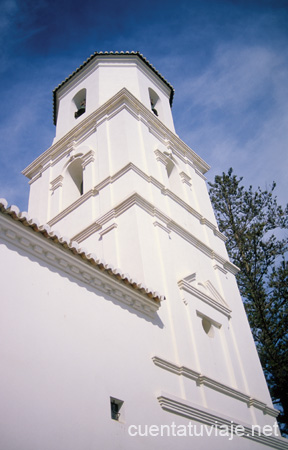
top-left (1, 0), bottom-right (287, 212)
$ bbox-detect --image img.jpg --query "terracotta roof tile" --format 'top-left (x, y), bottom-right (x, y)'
top-left (0, 198), bottom-right (165, 304)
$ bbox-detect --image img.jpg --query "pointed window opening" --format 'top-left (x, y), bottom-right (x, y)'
top-left (165, 157), bottom-right (175, 178)
top-left (73, 89), bottom-right (86, 119)
top-left (67, 159), bottom-right (83, 196)
top-left (62, 157), bottom-right (84, 208)
top-left (148, 88), bottom-right (160, 117)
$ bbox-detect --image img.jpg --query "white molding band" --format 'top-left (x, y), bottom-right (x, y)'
top-left (81, 149), bottom-right (95, 168)
top-left (196, 310), bottom-right (222, 328)
top-left (157, 393), bottom-right (287, 449)
top-left (99, 222), bottom-right (118, 238)
top-left (47, 161), bottom-right (227, 242)
top-left (153, 221), bottom-right (171, 235)
top-left (68, 192), bottom-right (238, 275)
top-left (50, 175), bottom-right (64, 192)
top-left (179, 171), bottom-right (192, 186)
top-left (22, 88), bottom-right (210, 181)
top-left (178, 278), bottom-right (232, 317)
top-left (152, 357), bottom-right (279, 418)
top-left (213, 263), bottom-right (228, 274)
top-left (48, 187), bottom-right (99, 226)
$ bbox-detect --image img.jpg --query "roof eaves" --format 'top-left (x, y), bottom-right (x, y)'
top-left (52, 51), bottom-right (175, 125)
top-left (0, 198), bottom-right (165, 305)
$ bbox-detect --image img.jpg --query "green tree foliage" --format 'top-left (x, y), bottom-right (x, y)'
top-left (208, 168), bottom-right (288, 434)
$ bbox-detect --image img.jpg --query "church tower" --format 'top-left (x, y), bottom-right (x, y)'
top-left (21, 51), bottom-right (284, 449)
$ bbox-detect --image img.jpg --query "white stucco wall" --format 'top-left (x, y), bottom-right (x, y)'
top-left (17, 54), bottom-right (287, 449)
top-left (0, 218), bottom-right (283, 450)
top-left (53, 55), bottom-right (175, 142)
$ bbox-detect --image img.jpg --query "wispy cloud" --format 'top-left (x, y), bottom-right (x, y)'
top-left (185, 46), bottom-right (280, 110)
top-left (167, 39), bottom-right (288, 204)
top-left (0, 0), bottom-right (287, 210)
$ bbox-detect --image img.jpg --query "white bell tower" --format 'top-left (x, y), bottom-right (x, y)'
top-left (22, 51), bottom-right (284, 449)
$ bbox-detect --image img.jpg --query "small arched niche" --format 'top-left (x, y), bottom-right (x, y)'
top-left (166, 157), bottom-right (175, 178)
top-left (163, 151), bottom-right (183, 196)
top-left (63, 157), bottom-right (83, 207)
top-left (148, 88), bottom-right (161, 118)
top-left (73, 88), bottom-right (86, 119)
top-left (202, 317), bottom-right (215, 338)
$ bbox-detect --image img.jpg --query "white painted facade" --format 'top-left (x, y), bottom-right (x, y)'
top-left (1, 52), bottom-right (287, 449)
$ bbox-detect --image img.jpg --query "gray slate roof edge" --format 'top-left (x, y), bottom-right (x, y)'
top-left (53, 51), bottom-right (175, 125)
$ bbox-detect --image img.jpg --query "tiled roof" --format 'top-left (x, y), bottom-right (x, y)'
top-left (53, 51), bottom-right (175, 125)
top-left (0, 198), bottom-right (165, 305)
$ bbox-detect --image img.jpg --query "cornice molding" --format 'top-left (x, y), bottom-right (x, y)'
top-left (68, 192), bottom-right (237, 275)
top-left (214, 264), bottom-right (228, 274)
top-left (22, 88), bottom-right (209, 180)
top-left (152, 357), bottom-right (279, 419)
top-left (47, 162), bottom-right (227, 243)
top-left (82, 149), bottom-right (95, 168)
top-left (99, 222), bottom-right (118, 238)
top-left (178, 277), bottom-right (231, 317)
top-left (153, 221), bottom-right (171, 235)
top-left (196, 310), bottom-right (222, 328)
top-left (179, 171), bottom-right (192, 186)
top-left (48, 188), bottom-right (99, 226)
top-left (157, 393), bottom-right (286, 449)
top-left (53, 52), bottom-right (175, 124)
top-left (0, 209), bottom-right (163, 318)
top-left (50, 175), bottom-right (64, 192)
top-left (28, 170), bottom-right (42, 185)
top-left (154, 149), bottom-right (169, 166)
